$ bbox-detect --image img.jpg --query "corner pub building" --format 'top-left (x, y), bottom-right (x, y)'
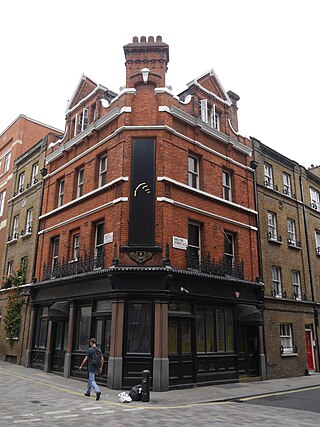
top-left (26, 36), bottom-right (265, 391)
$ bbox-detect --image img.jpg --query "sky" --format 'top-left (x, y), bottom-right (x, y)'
top-left (1, 0), bottom-right (319, 168)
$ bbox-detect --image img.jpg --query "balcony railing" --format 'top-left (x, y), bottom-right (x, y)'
top-left (186, 251), bottom-right (244, 279)
top-left (42, 251), bottom-right (104, 281)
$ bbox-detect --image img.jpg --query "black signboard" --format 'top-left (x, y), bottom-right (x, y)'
top-left (129, 138), bottom-right (156, 246)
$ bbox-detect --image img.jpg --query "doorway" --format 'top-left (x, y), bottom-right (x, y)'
top-left (51, 321), bottom-right (68, 374)
top-left (168, 317), bottom-right (195, 385)
top-left (305, 327), bottom-right (315, 371)
top-left (238, 325), bottom-right (259, 377)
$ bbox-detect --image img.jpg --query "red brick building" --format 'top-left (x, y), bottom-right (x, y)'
top-left (28, 36), bottom-right (264, 391)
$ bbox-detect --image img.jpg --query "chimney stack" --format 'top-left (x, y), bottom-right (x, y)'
top-left (123, 36), bottom-right (169, 88)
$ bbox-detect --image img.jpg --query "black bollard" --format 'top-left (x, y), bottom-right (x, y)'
top-left (141, 369), bottom-right (150, 402)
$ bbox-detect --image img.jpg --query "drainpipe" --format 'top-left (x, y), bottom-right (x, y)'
top-left (299, 172), bottom-right (320, 370)
top-left (31, 167), bottom-right (48, 282)
top-left (250, 158), bottom-right (267, 380)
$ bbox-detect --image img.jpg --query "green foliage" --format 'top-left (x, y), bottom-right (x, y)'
top-left (2, 269), bottom-right (25, 342)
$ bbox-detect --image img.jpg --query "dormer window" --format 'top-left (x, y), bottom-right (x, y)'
top-left (74, 108), bottom-right (89, 136)
top-left (199, 99), bottom-right (220, 131)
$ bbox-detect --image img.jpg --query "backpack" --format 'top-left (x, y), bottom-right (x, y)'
top-left (129, 384), bottom-right (142, 401)
top-left (91, 347), bottom-right (102, 369)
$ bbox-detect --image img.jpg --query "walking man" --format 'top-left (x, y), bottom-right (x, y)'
top-left (79, 338), bottom-right (104, 400)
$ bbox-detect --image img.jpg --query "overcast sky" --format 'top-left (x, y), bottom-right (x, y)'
top-left (1, 0), bottom-right (319, 168)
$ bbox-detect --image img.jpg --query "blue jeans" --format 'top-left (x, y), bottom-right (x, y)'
top-left (87, 371), bottom-right (100, 395)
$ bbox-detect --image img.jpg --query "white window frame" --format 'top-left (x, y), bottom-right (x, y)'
top-left (268, 212), bottom-right (278, 240)
top-left (200, 99), bottom-right (220, 130)
top-left (76, 168), bottom-right (84, 198)
top-left (94, 222), bottom-right (105, 260)
top-left (272, 266), bottom-right (282, 297)
top-left (73, 234), bottom-right (80, 261)
top-left (7, 261), bottom-right (13, 276)
top-left (280, 324), bottom-right (294, 354)
top-left (287, 219), bottom-right (296, 245)
top-left (292, 270), bottom-right (301, 300)
top-left (18, 172), bottom-right (25, 192)
top-left (52, 237), bottom-right (60, 267)
top-left (188, 222), bottom-right (201, 269)
top-left (0, 190), bottom-right (6, 216)
top-left (224, 232), bottom-right (234, 267)
top-left (316, 231), bottom-right (320, 255)
top-left (222, 170), bottom-right (232, 201)
top-left (310, 188), bottom-right (320, 210)
top-left (58, 179), bottom-right (65, 207)
top-left (26, 208), bottom-right (33, 234)
top-left (74, 108), bottom-right (89, 136)
top-left (99, 155), bottom-right (107, 187)
top-left (12, 215), bottom-right (19, 240)
top-left (264, 163), bottom-right (273, 188)
top-left (31, 163), bottom-right (39, 184)
top-left (188, 155), bottom-right (199, 189)
top-left (283, 173), bottom-right (291, 196)
top-left (4, 152), bottom-right (11, 173)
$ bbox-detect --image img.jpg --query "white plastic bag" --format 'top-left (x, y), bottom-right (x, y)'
top-left (118, 392), bottom-right (132, 403)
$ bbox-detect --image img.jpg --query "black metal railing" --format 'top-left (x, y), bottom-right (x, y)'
top-left (186, 251), bottom-right (244, 279)
top-left (42, 251), bottom-right (104, 281)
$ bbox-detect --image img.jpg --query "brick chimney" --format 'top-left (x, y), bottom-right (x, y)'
top-left (123, 36), bottom-right (169, 88)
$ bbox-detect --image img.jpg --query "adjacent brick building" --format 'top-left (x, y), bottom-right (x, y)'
top-left (26, 36), bottom-right (264, 391)
top-left (0, 116), bottom-right (62, 364)
top-left (252, 139), bottom-right (320, 378)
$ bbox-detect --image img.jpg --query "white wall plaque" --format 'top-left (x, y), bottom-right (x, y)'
top-left (104, 232), bottom-right (113, 244)
top-left (172, 236), bottom-right (188, 250)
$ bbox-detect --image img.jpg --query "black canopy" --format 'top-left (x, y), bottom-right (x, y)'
top-left (237, 304), bottom-right (263, 325)
top-left (48, 301), bottom-right (70, 321)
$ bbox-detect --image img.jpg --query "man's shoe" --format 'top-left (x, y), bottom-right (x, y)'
top-left (84, 393), bottom-right (90, 397)
top-left (96, 392), bottom-right (101, 401)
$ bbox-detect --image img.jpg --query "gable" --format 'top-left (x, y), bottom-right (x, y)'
top-left (67, 75), bottom-right (102, 111)
top-left (187, 69), bottom-right (231, 105)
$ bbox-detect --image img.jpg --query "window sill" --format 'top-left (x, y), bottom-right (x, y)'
top-left (7, 239), bottom-right (18, 245)
top-left (6, 337), bottom-right (19, 341)
top-left (281, 352), bottom-right (298, 357)
top-left (268, 238), bottom-right (282, 245)
top-left (288, 243), bottom-right (302, 250)
top-left (21, 233), bottom-right (32, 240)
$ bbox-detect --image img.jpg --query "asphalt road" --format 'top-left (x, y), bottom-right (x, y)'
top-left (241, 386), bottom-right (320, 413)
top-left (1, 363), bottom-right (320, 426)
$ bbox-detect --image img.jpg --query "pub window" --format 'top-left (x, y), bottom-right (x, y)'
top-left (92, 300), bottom-right (112, 354)
top-left (127, 303), bottom-right (152, 354)
top-left (168, 319), bottom-right (178, 354)
top-left (216, 309), bottom-right (225, 352)
top-left (76, 306), bottom-right (92, 351)
top-left (34, 307), bottom-right (49, 349)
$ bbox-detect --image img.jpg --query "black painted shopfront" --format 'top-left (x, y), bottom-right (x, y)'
top-left (25, 265), bottom-right (264, 391)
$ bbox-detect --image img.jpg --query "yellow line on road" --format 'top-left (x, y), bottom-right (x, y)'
top-left (239, 385), bottom-right (320, 402)
top-left (0, 368), bottom-right (237, 410)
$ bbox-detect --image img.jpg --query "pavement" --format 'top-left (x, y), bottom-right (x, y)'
top-left (1, 359), bottom-right (320, 407)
